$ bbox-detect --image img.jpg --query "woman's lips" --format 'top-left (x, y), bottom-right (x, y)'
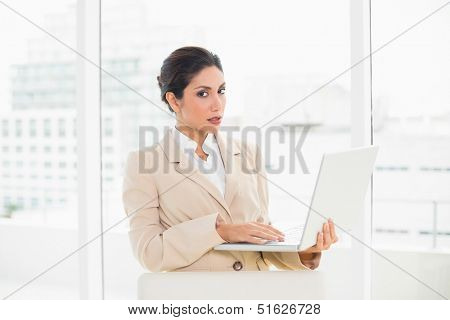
top-left (207, 116), bottom-right (222, 125)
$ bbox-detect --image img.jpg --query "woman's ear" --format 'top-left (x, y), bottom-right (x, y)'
top-left (166, 92), bottom-right (181, 113)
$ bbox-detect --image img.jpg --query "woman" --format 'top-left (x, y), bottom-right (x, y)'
top-left (122, 46), bottom-right (338, 272)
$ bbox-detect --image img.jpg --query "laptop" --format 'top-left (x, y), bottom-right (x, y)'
top-left (214, 145), bottom-right (379, 252)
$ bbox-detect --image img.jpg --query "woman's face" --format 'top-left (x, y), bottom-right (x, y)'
top-left (170, 65), bottom-right (226, 134)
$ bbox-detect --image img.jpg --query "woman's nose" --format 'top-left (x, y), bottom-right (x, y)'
top-left (211, 93), bottom-right (223, 111)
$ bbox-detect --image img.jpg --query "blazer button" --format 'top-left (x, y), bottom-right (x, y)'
top-left (233, 261), bottom-right (243, 271)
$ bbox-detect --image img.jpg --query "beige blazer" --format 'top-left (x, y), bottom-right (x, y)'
top-left (122, 127), bottom-right (310, 272)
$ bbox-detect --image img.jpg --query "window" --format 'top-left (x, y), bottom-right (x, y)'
top-left (101, 0), bottom-right (351, 299)
top-left (372, 0), bottom-right (450, 251)
top-left (2, 120), bottom-right (9, 137)
top-left (0, 0), bottom-right (80, 299)
top-left (31, 198), bottom-right (39, 208)
top-left (103, 162), bottom-right (113, 169)
top-left (15, 119), bottom-right (22, 137)
top-left (103, 146), bottom-right (113, 154)
top-left (104, 117), bottom-right (113, 137)
top-left (371, 0), bottom-right (449, 299)
top-left (29, 119), bottom-right (37, 137)
top-left (43, 119), bottom-right (51, 137)
top-left (17, 197), bottom-right (24, 208)
top-left (58, 118), bottom-right (66, 137)
top-left (3, 197), bottom-right (12, 206)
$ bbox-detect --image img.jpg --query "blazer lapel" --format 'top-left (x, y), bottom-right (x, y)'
top-left (160, 127), bottom-right (241, 222)
top-left (214, 129), bottom-right (241, 209)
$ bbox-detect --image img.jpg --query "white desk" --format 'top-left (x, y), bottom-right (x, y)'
top-left (137, 269), bottom-right (358, 300)
top-left (137, 249), bottom-right (368, 300)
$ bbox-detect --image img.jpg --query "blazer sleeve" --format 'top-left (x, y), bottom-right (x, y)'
top-left (251, 144), bottom-right (312, 271)
top-left (122, 151), bottom-right (226, 272)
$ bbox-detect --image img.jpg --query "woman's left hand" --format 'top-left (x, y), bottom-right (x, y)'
top-left (298, 218), bottom-right (339, 270)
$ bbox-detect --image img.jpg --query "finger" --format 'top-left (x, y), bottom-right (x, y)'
top-left (329, 219), bottom-right (338, 243)
top-left (323, 223), bottom-right (331, 249)
top-left (301, 232), bottom-right (324, 254)
top-left (249, 228), bottom-right (283, 241)
top-left (316, 231), bottom-right (324, 251)
top-left (251, 222), bottom-right (284, 235)
top-left (247, 236), bottom-right (270, 244)
top-left (252, 222), bottom-right (285, 237)
top-left (250, 223), bottom-right (285, 239)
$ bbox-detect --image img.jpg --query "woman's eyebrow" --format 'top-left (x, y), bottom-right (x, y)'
top-left (194, 82), bottom-right (226, 89)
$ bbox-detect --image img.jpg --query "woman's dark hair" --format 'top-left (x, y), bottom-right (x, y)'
top-left (157, 46), bottom-right (223, 113)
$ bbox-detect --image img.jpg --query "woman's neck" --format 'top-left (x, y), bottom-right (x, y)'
top-left (175, 123), bottom-right (208, 150)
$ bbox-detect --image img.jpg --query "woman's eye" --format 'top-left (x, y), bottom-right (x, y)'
top-left (197, 88), bottom-right (225, 97)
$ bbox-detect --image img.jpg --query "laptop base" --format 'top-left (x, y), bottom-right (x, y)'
top-left (214, 242), bottom-right (301, 252)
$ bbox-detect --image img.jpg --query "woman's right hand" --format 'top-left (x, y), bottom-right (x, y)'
top-left (215, 215), bottom-right (285, 244)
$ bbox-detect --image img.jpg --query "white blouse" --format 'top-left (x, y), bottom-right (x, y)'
top-left (172, 126), bottom-right (226, 198)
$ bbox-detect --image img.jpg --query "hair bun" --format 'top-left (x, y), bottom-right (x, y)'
top-left (157, 75), bottom-right (163, 89)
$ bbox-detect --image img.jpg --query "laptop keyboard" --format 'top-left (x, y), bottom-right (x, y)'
top-left (265, 225), bottom-right (304, 244)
